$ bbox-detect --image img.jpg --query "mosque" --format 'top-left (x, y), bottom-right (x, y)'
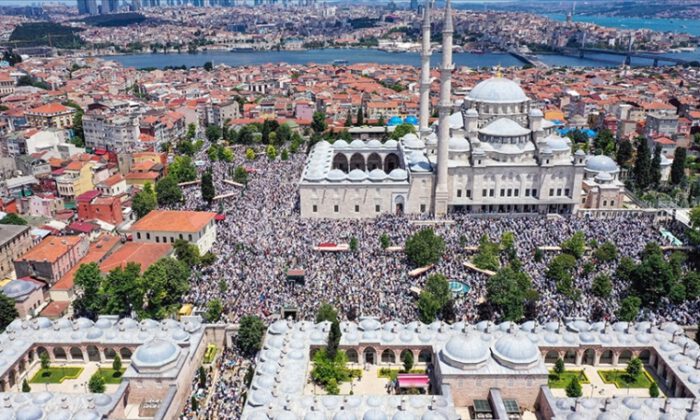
top-left (298, 0), bottom-right (627, 219)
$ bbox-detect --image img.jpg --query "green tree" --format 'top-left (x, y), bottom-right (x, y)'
top-left (561, 231), bottom-right (586, 259)
top-left (280, 149), bottom-right (289, 161)
top-left (651, 144), bottom-right (662, 187)
top-left (200, 252), bottom-right (217, 266)
top-left (201, 170), bottom-right (215, 206)
top-left (266, 144), bottom-right (277, 161)
top-left (390, 123), bottom-right (416, 140)
top-left (473, 234), bottom-right (501, 271)
top-left (245, 148), bottom-right (256, 161)
top-left (203, 61), bottom-right (213, 71)
top-left (417, 291), bottom-right (441, 323)
top-left (630, 243), bottom-right (676, 306)
top-left (626, 357), bottom-right (642, 380)
top-left (103, 262), bottom-right (143, 317)
top-left (174, 239), bottom-right (201, 267)
top-left (312, 112), bottom-right (327, 134)
top-left (345, 109), bottom-right (353, 127)
top-left (594, 241), bottom-right (618, 262)
top-left (155, 176), bottom-right (183, 207)
top-left (316, 303), bottom-right (338, 323)
top-left (616, 139), bottom-right (633, 168)
top-left (88, 372), bottom-right (106, 393)
top-left (547, 254), bottom-right (577, 299)
top-left (487, 265), bottom-right (536, 321)
top-left (379, 233), bottom-right (391, 250)
top-left (22, 379), bottom-right (30, 392)
top-left (169, 156), bottom-right (197, 183)
top-left (132, 183), bottom-right (157, 219)
top-left (633, 137), bottom-right (652, 190)
top-left (327, 319), bottom-right (341, 359)
top-left (349, 237), bottom-right (358, 252)
top-left (276, 123), bottom-right (292, 144)
top-left (205, 124), bottom-right (222, 142)
top-left (177, 140), bottom-right (195, 156)
top-left (565, 377), bottom-right (582, 398)
top-left (554, 358), bottom-right (565, 377)
top-left (424, 274), bottom-right (451, 310)
top-left (0, 213), bottom-right (27, 225)
top-left (112, 354), bottom-right (122, 373)
top-left (591, 274), bottom-right (613, 298)
top-left (616, 256), bottom-right (636, 282)
top-left (199, 366), bottom-right (206, 388)
top-left (684, 272), bottom-right (700, 300)
top-left (402, 350), bottom-right (414, 373)
top-left (404, 228), bottom-right (445, 267)
top-left (356, 106), bottom-right (364, 126)
top-left (311, 349), bottom-right (349, 393)
top-left (72, 262), bottom-right (105, 319)
top-left (205, 299), bottom-right (223, 323)
top-left (186, 123), bottom-right (196, 140)
top-left (237, 315), bottom-right (266, 356)
top-left (670, 147), bottom-right (687, 185)
top-left (191, 396), bottom-right (199, 412)
top-left (617, 296), bottom-right (641, 322)
top-left (140, 258), bottom-right (190, 320)
top-left (0, 293), bottom-right (19, 333)
top-left (233, 166), bottom-right (249, 184)
top-left (593, 128), bottom-right (616, 156)
top-left (649, 382), bottom-right (659, 397)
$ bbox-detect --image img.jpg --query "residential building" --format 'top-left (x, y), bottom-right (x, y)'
top-left (24, 103), bottom-right (75, 129)
top-left (96, 173), bottom-right (128, 197)
top-left (76, 189), bottom-right (124, 225)
top-left (13, 235), bottom-right (90, 285)
top-left (0, 224), bottom-right (32, 278)
top-left (130, 210), bottom-right (217, 254)
top-left (83, 111), bottom-right (140, 153)
top-left (55, 160), bottom-right (95, 200)
top-left (22, 193), bottom-right (64, 219)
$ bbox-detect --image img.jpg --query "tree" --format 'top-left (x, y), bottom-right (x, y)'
top-left (616, 140), bottom-right (633, 168)
top-left (174, 239), bottom-right (201, 267)
top-left (649, 382), bottom-right (659, 398)
top-left (0, 293), bottom-right (19, 333)
top-left (546, 254), bottom-right (577, 299)
top-left (246, 148), bottom-right (256, 161)
top-left (205, 124), bottom-right (222, 142)
top-left (327, 319), bottom-right (341, 359)
top-left (186, 123), bottom-right (196, 140)
top-left (316, 303), bottom-right (338, 323)
top-left (132, 183), bottom-right (157, 219)
top-left (670, 147), bottom-right (687, 185)
top-left (345, 109), bottom-right (353, 127)
top-left (379, 233), bottom-right (390, 250)
top-left (88, 372), bottom-right (106, 393)
top-left (203, 61), bottom-right (213, 71)
top-left (205, 299), bottom-right (223, 323)
top-left (561, 231), bottom-right (586, 259)
top-left (72, 262), bottom-right (105, 320)
top-left (633, 137), bottom-right (652, 190)
top-left (191, 396), bottom-right (199, 412)
top-left (616, 256), bottom-right (636, 282)
top-left (487, 265), bottom-right (536, 321)
top-left (312, 112), bottom-right (327, 134)
top-left (626, 357), bottom-right (642, 380)
top-left (22, 379), bottom-right (30, 392)
top-left (591, 274), bottom-right (612, 298)
top-left (349, 237), bottom-right (358, 252)
top-left (565, 377), bottom-right (582, 398)
top-left (630, 243), bottom-right (676, 306)
top-left (237, 315), bottom-right (266, 356)
top-left (155, 176), bottom-right (183, 207)
top-left (651, 144), bottom-right (662, 187)
top-left (169, 156), bottom-right (197, 183)
top-left (201, 170), bottom-right (215, 206)
top-left (200, 252), bottom-right (217, 266)
top-left (266, 144), bottom-right (277, 161)
top-left (417, 291), bottom-right (441, 323)
top-left (199, 366), bottom-right (207, 388)
top-left (356, 106), bottom-right (364, 126)
top-left (177, 140), bottom-right (195, 156)
top-left (390, 123), bottom-right (416, 140)
top-left (40, 351), bottom-right (50, 370)
top-left (402, 350), bottom-right (414, 373)
top-left (311, 349), bottom-right (349, 394)
top-left (140, 258), bottom-right (190, 320)
top-left (0, 213), bottom-right (27, 225)
top-left (102, 262), bottom-right (143, 317)
top-left (404, 228), bottom-right (445, 267)
top-left (594, 241), bottom-right (618, 262)
top-left (617, 296), bottom-right (641, 322)
top-left (424, 274), bottom-right (451, 310)
top-left (554, 358), bottom-right (565, 377)
top-left (473, 235), bottom-right (501, 271)
top-left (112, 354), bottom-right (122, 373)
top-left (276, 123), bottom-right (292, 144)
top-left (593, 128), bottom-right (616, 156)
top-left (280, 149), bottom-right (289, 161)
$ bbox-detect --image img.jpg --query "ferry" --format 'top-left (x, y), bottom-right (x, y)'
top-left (332, 59), bottom-right (349, 65)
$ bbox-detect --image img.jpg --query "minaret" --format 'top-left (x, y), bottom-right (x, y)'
top-left (418, 0), bottom-right (432, 135)
top-left (434, 0), bottom-right (453, 216)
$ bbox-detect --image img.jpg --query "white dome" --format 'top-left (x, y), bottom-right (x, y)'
top-left (133, 339), bottom-right (180, 368)
top-left (442, 334), bottom-right (489, 367)
top-left (467, 77), bottom-right (529, 103)
top-left (585, 155), bottom-right (619, 173)
top-left (348, 169), bottom-right (368, 182)
top-left (465, 108), bottom-right (478, 117)
top-left (409, 161), bottom-right (432, 172)
top-left (305, 170), bottom-right (325, 182)
top-left (543, 135), bottom-right (570, 151)
top-left (388, 168), bottom-right (408, 181)
top-left (364, 410), bottom-right (387, 420)
top-left (595, 172), bottom-right (613, 183)
top-left (2, 279), bottom-right (36, 298)
top-left (326, 169), bottom-right (347, 182)
top-left (367, 139), bottom-right (382, 148)
top-left (333, 140), bottom-right (349, 148)
top-left (349, 140), bottom-right (365, 148)
top-left (425, 132), bottom-right (438, 146)
top-left (529, 108), bottom-right (544, 117)
top-left (368, 169), bottom-right (387, 181)
top-left (403, 135), bottom-right (425, 150)
top-left (359, 318), bottom-right (381, 331)
top-left (479, 118), bottom-right (530, 137)
top-left (449, 136), bottom-right (470, 151)
top-left (491, 333), bottom-right (540, 367)
top-left (384, 139), bottom-right (399, 148)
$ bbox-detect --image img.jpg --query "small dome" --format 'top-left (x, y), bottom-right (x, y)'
top-left (94, 394), bottom-right (112, 406)
top-left (368, 169), bottom-right (387, 181)
top-left (334, 140), bottom-right (349, 148)
top-left (349, 140), bottom-right (365, 148)
top-left (305, 412), bottom-right (326, 420)
top-left (467, 77), bottom-right (529, 103)
top-left (425, 133), bottom-right (438, 146)
top-left (403, 135), bottom-right (425, 150)
top-left (367, 139), bottom-right (383, 148)
top-left (359, 318), bottom-right (381, 331)
top-left (384, 139), bottom-right (399, 148)
top-left (388, 168), bottom-right (408, 181)
top-left (595, 172), bottom-right (613, 183)
top-left (543, 135), bottom-right (570, 152)
top-left (585, 155), bottom-right (619, 173)
top-left (326, 169), bottom-right (347, 182)
top-left (119, 318), bottom-right (139, 329)
top-left (491, 333), bottom-right (540, 367)
top-left (465, 108), bottom-right (478, 117)
top-left (72, 409), bottom-right (102, 420)
top-left (364, 409), bottom-right (387, 420)
top-left (479, 118), bottom-right (530, 137)
top-left (31, 392), bottom-right (53, 404)
top-left (133, 339), bottom-right (180, 368)
top-left (2, 279), bottom-right (36, 299)
top-left (449, 136), bottom-right (470, 151)
top-left (75, 318), bottom-right (94, 329)
top-left (334, 412), bottom-right (357, 420)
top-left (95, 318), bottom-right (113, 329)
top-left (305, 170), bottom-right (325, 182)
top-left (85, 328), bottom-right (103, 340)
top-left (442, 334), bottom-right (489, 367)
top-left (46, 409), bottom-right (72, 420)
top-left (529, 108), bottom-right (544, 117)
top-left (33, 317), bottom-right (52, 329)
top-left (15, 405), bottom-right (44, 420)
top-left (409, 161), bottom-right (432, 172)
top-left (348, 169), bottom-right (368, 182)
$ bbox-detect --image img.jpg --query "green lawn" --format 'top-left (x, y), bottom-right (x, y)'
top-left (377, 368), bottom-right (426, 381)
top-left (97, 368), bottom-right (126, 384)
top-left (548, 370), bottom-right (590, 388)
top-left (599, 370), bottom-right (654, 388)
top-left (29, 367), bottom-right (83, 384)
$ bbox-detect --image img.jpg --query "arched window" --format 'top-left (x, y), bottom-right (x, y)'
top-left (119, 347), bottom-right (132, 360)
top-left (564, 350), bottom-right (576, 364)
top-left (70, 347), bottom-right (84, 360)
top-left (53, 347), bottom-right (67, 360)
top-left (381, 349), bottom-right (396, 364)
top-left (367, 153), bottom-right (382, 171)
top-left (363, 347), bottom-right (376, 365)
top-left (346, 349), bottom-right (359, 364)
top-left (104, 348), bottom-right (117, 360)
top-left (350, 153), bottom-right (366, 171)
top-left (418, 349), bottom-right (432, 364)
top-left (619, 350), bottom-right (633, 364)
top-left (87, 345), bottom-right (101, 362)
top-left (544, 351), bottom-right (559, 364)
top-left (600, 350), bottom-right (613, 364)
top-left (583, 349), bottom-right (595, 365)
top-left (384, 153), bottom-right (400, 172)
top-left (639, 350), bottom-right (651, 364)
top-left (332, 154), bottom-right (349, 172)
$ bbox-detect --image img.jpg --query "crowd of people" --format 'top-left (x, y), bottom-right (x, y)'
top-left (176, 145), bottom-right (694, 327)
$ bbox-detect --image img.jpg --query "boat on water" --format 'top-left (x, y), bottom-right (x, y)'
top-left (332, 59), bottom-right (349, 65)
top-left (230, 47), bottom-right (255, 52)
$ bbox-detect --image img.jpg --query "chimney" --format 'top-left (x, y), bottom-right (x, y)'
top-left (692, 398), bottom-right (699, 412)
top-left (574, 399), bottom-right (581, 412)
top-left (603, 398), bottom-right (610, 412)
top-left (663, 399), bottom-right (671, 413)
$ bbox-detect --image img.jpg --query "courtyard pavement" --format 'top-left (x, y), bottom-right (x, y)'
top-left (18, 361), bottom-right (124, 394)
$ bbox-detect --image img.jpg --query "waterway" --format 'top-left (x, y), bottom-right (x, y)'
top-left (545, 14), bottom-right (700, 37)
top-left (98, 48), bottom-right (699, 70)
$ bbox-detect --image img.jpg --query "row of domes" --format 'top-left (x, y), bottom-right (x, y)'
top-left (321, 168), bottom-right (408, 183)
top-left (442, 331), bottom-right (540, 370)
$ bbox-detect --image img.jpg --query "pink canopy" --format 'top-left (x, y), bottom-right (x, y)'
top-left (397, 374), bottom-right (429, 388)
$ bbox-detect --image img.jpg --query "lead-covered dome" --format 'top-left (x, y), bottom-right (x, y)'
top-left (467, 78), bottom-right (528, 103)
top-left (491, 333), bottom-right (540, 368)
top-left (585, 155), bottom-right (619, 174)
top-left (479, 118), bottom-right (530, 137)
top-left (132, 339), bottom-right (181, 368)
top-left (543, 135), bottom-right (570, 152)
top-left (442, 334), bottom-right (489, 368)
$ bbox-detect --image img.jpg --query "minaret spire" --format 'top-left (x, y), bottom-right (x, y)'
top-left (433, 0), bottom-right (453, 216)
top-left (418, 0), bottom-right (432, 135)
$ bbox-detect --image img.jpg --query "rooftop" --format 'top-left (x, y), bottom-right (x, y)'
top-left (16, 235), bottom-right (84, 264)
top-left (99, 242), bottom-right (172, 274)
top-left (130, 210), bottom-right (217, 233)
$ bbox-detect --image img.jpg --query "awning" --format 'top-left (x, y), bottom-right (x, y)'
top-left (397, 374), bottom-right (429, 388)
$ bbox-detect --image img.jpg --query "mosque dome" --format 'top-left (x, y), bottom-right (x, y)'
top-left (384, 139), bottom-right (399, 148)
top-left (364, 409), bottom-right (388, 420)
top-left (367, 139), bottom-right (383, 148)
top-left (15, 405), bottom-right (44, 420)
top-left (491, 333), bottom-right (540, 368)
top-left (334, 140), bottom-right (349, 148)
top-left (348, 169), bottom-right (368, 182)
top-left (326, 169), bottom-right (347, 182)
top-left (442, 334), bottom-right (489, 368)
top-left (46, 409), bottom-right (72, 420)
top-left (465, 108), bottom-right (478, 117)
top-left (350, 140), bottom-right (365, 148)
top-left (529, 108), bottom-right (544, 117)
top-left (585, 155), bottom-right (619, 174)
top-left (359, 318), bottom-right (381, 331)
top-left (388, 168), bottom-right (408, 181)
top-left (595, 172), bottom-right (614, 183)
top-left (132, 339), bottom-right (181, 368)
top-left (2, 280), bottom-right (36, 299)
top-left (449, 136), bottom-right (470, 152)
top-left (479, 118), bottom-right (530, 137)
top-left (467, 78), bottom-right (529, 103)
top-left (368, 169), bottom-right (388, 182)
top-left (72, 409), bottom-right (102, 420)
top-left (403, 134), bottom-right (425, 150)
top-left (543, 135), bottom-right (570, 152)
